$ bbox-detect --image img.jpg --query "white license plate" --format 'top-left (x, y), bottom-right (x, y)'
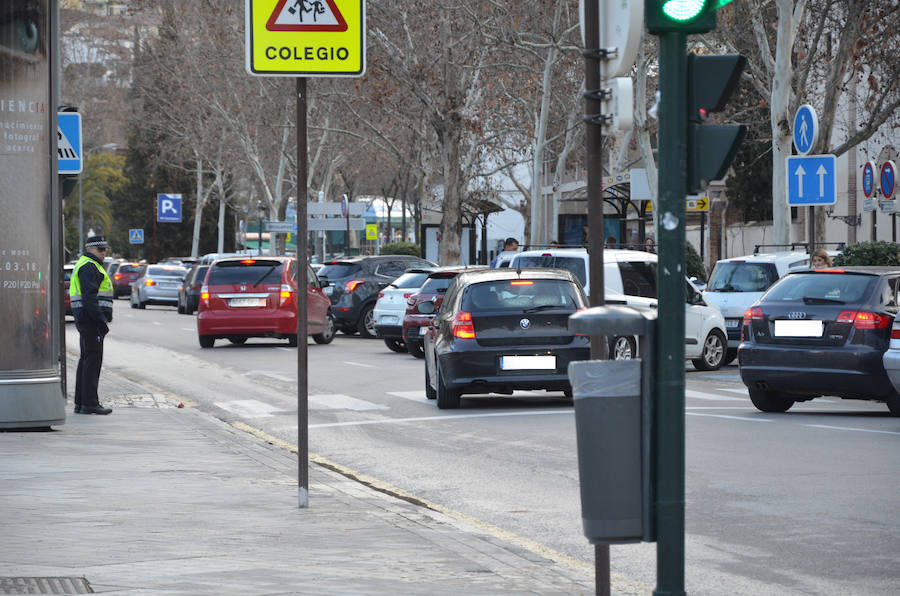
top-left (500, 355), bottom-right (557, 370)
top-left (324, 286), bottom-right (333, 295)
top-left (774, 320), bottom-right (823, 337)
top-left (380, 315), bottom-right (398, 325)
top-left (419, 326), bottom-right (428, 336)
top-left (230, 297), bottom-right (265, 307)
top-left (726, 318), bottom-right (741, 329)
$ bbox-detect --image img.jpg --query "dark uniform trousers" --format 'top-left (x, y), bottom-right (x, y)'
top-left (74, 321), bottom-right (105, 408)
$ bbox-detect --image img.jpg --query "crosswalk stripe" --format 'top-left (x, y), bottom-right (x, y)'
top-left (687, 412), bottom-right (772, 422)
top-left (214, 399), bottom-right (282, 418)
top-left (685, 389), bottom-right (746, 402)
top-left (309, 394), bottom-right (389, 411)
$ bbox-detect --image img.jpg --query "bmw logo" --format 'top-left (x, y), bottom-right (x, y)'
top-left (520, 318), bottom-right (531, 329)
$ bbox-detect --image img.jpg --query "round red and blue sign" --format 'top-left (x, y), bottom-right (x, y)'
top-left (881, 161), bottom-right (896, 199)
top-left (862, 161), bottom-right (875, 197)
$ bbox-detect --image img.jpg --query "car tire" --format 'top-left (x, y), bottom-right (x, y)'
top-left (357, 304), bottom-right (377, 339)
top-left (288, 334), bottom-right (299, 347)
top-left (723, 348), bottom-right (738, 366)
top-left (610, 335), bottom-right (636, 360)
top-left (749, 389), bottom-right (794, 413)
top-left (407, 339), bottom-right (425, 359)
top-left (436, 365), bottom-right (461, 409)
top-left (424, 363), bottom-right (436, 400)
top-left (312, 313), bottom-right (336, 345)
top-left (177, 301), bottom-right (185, 314)
top-left (886, 392), bottom-right (900, 417)
top-left (692, 329), bottom-right (726, 371)
top-left (130, 299), bottom-right (138, 309)
top-left (383, 338), bottom-right (406, 353)
top-left (228, 337), bottom-right (247, 345)
top-left (199, 335), bottom-right (215, 348)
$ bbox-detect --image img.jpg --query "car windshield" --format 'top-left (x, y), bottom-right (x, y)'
top-left (208, 260), bottom-right (284, 285)
top-left (119, 265), bottom-right (140, 273)
top-left (317, 262), bottom-right (361, 278)
top-left (461, 279), bottom-right (582, 312)
top-left (191, 266), bottom-right (209, 282)
top-left (419, 275), bottom-right (457, 294)
top-left (514, 255), bottom-right (586, 287)
top-left (763, 273), bottom-right (876, 304)
top-left (707, 262), bottom-right (778, 292)
top-left (148, 266), bottom-right (187, 277)
top-left (390, 271), bottom-right (431, 289)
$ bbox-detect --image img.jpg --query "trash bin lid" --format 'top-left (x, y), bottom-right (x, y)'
top-left (568, 304), bottom-right (656, 336)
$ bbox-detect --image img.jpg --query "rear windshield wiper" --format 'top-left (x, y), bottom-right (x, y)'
top-left (251, 265), bottom-right (278, 287)
top-left (803, 295), bottom-right (846, 305)
top-left (523, 304), bottom-right (564, 313)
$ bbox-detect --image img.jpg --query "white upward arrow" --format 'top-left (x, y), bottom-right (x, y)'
top-left (794, 163), bottom-right (806, 198)
top-left (817, 164), bottom-right (828, 197)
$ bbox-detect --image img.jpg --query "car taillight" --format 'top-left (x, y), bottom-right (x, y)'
top-left (403, 292), bottom-right (413, 299)
top-left (378, 291), bottom-right (384, 299)
top-left (452, 311), bottom-right (475, 339)
top-left (114, 273), bottom-right (122, 281)
top-left (346, 279), bottom-right (364, 293)
top-left (200, 285), bottom-right (210, 307)
top-left (892, 327), bottom-right (900, 340)
top-left (279, 284), bottom-right (294, 307)
top-left (742, 307), bottom-right (763, 325)
top-left (837, 310), bottom-right (891, 330)
top-left (144, 279), bottom-right (156, 286)
top-left (574, 307), bottom-right (588, 336)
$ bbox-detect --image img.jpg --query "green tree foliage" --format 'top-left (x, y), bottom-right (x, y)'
top-left (833, 241), bottom-right (900, 266)
top-left (686, 241), bottom-right (707, 283)
top-left (379, 242), bottom-right (421, 257)
top-left (727, 139), bottom-right (774, 222)
top-left (64, 153), bottom-right (127, 256)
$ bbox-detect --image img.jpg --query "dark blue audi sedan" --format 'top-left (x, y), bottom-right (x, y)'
top-left (738, 267), bottom-right (900, 415)
top-left (423, 268), bottom-right (590, 409)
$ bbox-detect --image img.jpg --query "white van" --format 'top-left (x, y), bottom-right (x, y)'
top-left (703, 252), bottom-right (810, 363)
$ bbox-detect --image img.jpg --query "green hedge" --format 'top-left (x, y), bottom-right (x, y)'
top-left (832, 241), bottom-right (900, 266)
top-left (379, 242), bottom-right (421, 256)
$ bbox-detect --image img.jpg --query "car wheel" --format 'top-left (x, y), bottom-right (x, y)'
top-left (383, 338), bottom-right (406, 353)
top-left (312, 313), bottom-right (336, 345)
top-left (228, 337), bottom-right (247, 345)
top-left (177, 300), bottom-right (185, 314)
top-left (357, 304), bottom-right (377, 338)
top-left (424, 362), bottom-right (436, 400)
top-left (130, 298), bottom-right (138, 309)
top-left (436, 365), bottom-right (461, 409)
top-left (887, 392), bottom-right (900, 417)
top-left (288, 334), bottom-right (299, 347)
top-left (692, 329), bottom-right (726, 371)
top-left (407, 339), bottom-right (425, 359)
top-left (199, 335), bottom-right (215, 348)
top-left (723, 348), bottom-right (738, 366)
top-left (610, 336), bottom-right (636, 360)
top-left (749, 389), bottom-right (794, 413)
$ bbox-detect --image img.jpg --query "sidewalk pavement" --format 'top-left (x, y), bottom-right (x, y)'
top-left (0, 357), bottom-right (595, 595)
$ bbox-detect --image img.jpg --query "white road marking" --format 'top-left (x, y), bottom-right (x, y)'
top-left (310, 409), bottom-right (573, 429)
top-left (180, 327), bottom-right (194, 332)
top-left (152, 321), bottom-right (162, 326)
top-left (277, 347), bottom-right (293, 352)
top-left (214, 399), bottom-right (283, 418)
top-left (309, 393), bottom-right (389, 411)
top-left (805, 424), bottom-right (900, 437)
top-left (343, 361), bottom-right (376, 368)
top-left (685, 389), bottom-right (746, 402)
top-left (687, 412), bottom-right (772, 422)
top-left (386, 390), bottom-right (430, 403)
top-left (244, 370), bottom-right (295, 383)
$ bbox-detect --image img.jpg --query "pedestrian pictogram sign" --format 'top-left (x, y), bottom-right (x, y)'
top-left (129, 229), bottom-right (144, 244)
top-left (245, 0), bottom-right (366, 77)
top-left (57, 112), bottom-right (82, 174)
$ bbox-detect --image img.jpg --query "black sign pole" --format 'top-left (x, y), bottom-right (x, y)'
top-left (296, 77), bottom-right (309, 508)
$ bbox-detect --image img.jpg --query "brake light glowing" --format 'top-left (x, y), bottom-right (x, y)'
top-left (345, 279), bottom-right (364, 292)
top-left (510, 280), bottom-right (534, 286)
top-left (742, 307), bottom-right (763, 324)
top-left (378, 292), bottom-right (384, 299)
top-left (200, 285), bottom-right (210, 307)
top-left (114, 273), bottom-right (122, 281)
top-left (813, 268), bottom-right (845, 273)
top-left (241, 259), bottom-right (256, 264)
top-left (837, 310), bottom-right (891, 330)
top-left (144, 279), bottom-right (156, 286)
top-left (452, 311), bottom-right (475, 339)
top-left (892, 327), bottom-right (900, 340)
top-left (279, 284), bottom-right (293, 307)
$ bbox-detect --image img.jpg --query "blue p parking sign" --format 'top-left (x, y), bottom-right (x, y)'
top-left (157, 194), bottom-right (182, 223)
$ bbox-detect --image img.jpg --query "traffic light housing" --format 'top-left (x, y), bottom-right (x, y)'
top-left (686, 53), bottom-right (747, 193)
top-left (645, 0), bottom-right (734, 34)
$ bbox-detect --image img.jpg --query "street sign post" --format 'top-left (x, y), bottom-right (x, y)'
top-left (156, 194), bottom-right (183, 222)
top-left (862, 161), bottom-right (876, 197)
top-left (128, 229), bottom-right (144, 244)
top-left (786, 154), bottom-right (837, 206)
top-left (792, 104), bottom-right (818, 156)
top-left (881, 160), bottom-right (896, 199)
top-left (57, 112), bottom-right (82, 174)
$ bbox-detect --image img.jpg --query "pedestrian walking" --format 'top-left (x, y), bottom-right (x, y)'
top-left (70, 235), bottom-right (114, 415)
top-left (811, 248), bottom-right (832, 269)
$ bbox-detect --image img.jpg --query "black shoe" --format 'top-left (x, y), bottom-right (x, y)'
top-left (73, 405), bottom-right (81, 414)
top-left (79, 405), bottom-right (112, 415)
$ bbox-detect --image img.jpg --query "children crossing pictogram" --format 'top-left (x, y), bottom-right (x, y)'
top-left (266, 0), bottom-right (348, 31)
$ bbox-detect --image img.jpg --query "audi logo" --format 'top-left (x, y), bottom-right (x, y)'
top-left (787, 311), bottom-right (806, 320)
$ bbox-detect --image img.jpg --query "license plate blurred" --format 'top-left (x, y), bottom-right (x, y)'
top-left (725, 318), bottom-right (741, 329)
top-left (231, 297), bottom-right (265, 307)
top-left (418, 327), bottom-right (428, 336)
top-left (324, 286), bottom-right (333, 295)
top-left (774, 320), bottom-right (823, 337)
top-left (500, 355), bottom-right (556, 370)
top-left (381, 315), bottom-right (398, 325)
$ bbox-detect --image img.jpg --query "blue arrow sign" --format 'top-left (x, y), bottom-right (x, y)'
top-left (157, 193), bottom-right (182, 222)
top-left (862, 161), bottom-right (875, 197)
top-left (881, 160), bottom-right (896, 199)
top-left (792, 104), bottom-right (818, 156)
top-left (129, 229), bottom-right (145, 244)
top-left (57, 112), bottom-right (82, 174)
top-left (786, 154), bottom-right (836, 206)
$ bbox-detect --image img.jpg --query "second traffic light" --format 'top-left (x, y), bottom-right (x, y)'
top-left (645, 0), bottom-right (734, 34)
top-left (686, 53), bottom-right (747, 194)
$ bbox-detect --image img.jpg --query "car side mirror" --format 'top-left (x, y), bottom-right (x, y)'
top-left (319, 279), bottom-right (330, 288)
top-left (417, 300), bottom-right (436, 315)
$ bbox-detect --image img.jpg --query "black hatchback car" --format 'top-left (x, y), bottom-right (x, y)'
top-left (423, 268), bottom-right (590, 409)
top-left (739, 267), bottom-right (900, 415)
top-left (177, 264), bottom-right (210, 315)
top-left (317, 255), bottom-right (434, 338)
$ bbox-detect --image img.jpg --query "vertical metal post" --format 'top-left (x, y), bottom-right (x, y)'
top-left (808, 206), bottom-right (816, 254)
top-left (654, 32), bottom-right (687, 596)
top-left (583, 0), bottom-right (609, 594)
top-left (296, 77), bottom-right (309, 508)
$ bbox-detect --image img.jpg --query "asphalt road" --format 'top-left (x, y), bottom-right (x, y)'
top-left (66, 300), bottom-right (900, 595)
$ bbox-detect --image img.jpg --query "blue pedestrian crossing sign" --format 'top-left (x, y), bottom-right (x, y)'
top-left (129, 229), bottom-right (145, 244)
top-left (786, 154), bottom-right (836, 206)
top-left (57, 112), bottom-right (82, 174)
top-left (157, 193), bottom-right (182, 223)
top-left (792, 104), bottom-right (818, 156)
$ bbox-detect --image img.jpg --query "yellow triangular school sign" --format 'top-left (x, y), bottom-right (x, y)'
top-left (245, 0), bottom-right (366, 77)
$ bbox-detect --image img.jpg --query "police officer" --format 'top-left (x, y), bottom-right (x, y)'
top-left (70, 235), bottom-right (114, 415)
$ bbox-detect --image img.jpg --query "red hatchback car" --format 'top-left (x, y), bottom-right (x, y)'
top-left (402, 267), bottom-right (472, 358)
top-left (112, 262), bottom-right (142, 297)
top-left (196, 256), bottom-right (334, 348)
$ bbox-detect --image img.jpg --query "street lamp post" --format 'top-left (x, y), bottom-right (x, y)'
top-left (78, 143), bottom-right (117, 254)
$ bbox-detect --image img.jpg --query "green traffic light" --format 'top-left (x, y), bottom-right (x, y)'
top-left (662, 0), bottom-right (707, 21)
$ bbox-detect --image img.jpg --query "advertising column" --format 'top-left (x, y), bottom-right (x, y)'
top-left (0, 0), bottom-right (65, 428)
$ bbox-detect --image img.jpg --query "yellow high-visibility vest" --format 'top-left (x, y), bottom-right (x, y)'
top-left (69, 255), bottom-right (114, 312)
